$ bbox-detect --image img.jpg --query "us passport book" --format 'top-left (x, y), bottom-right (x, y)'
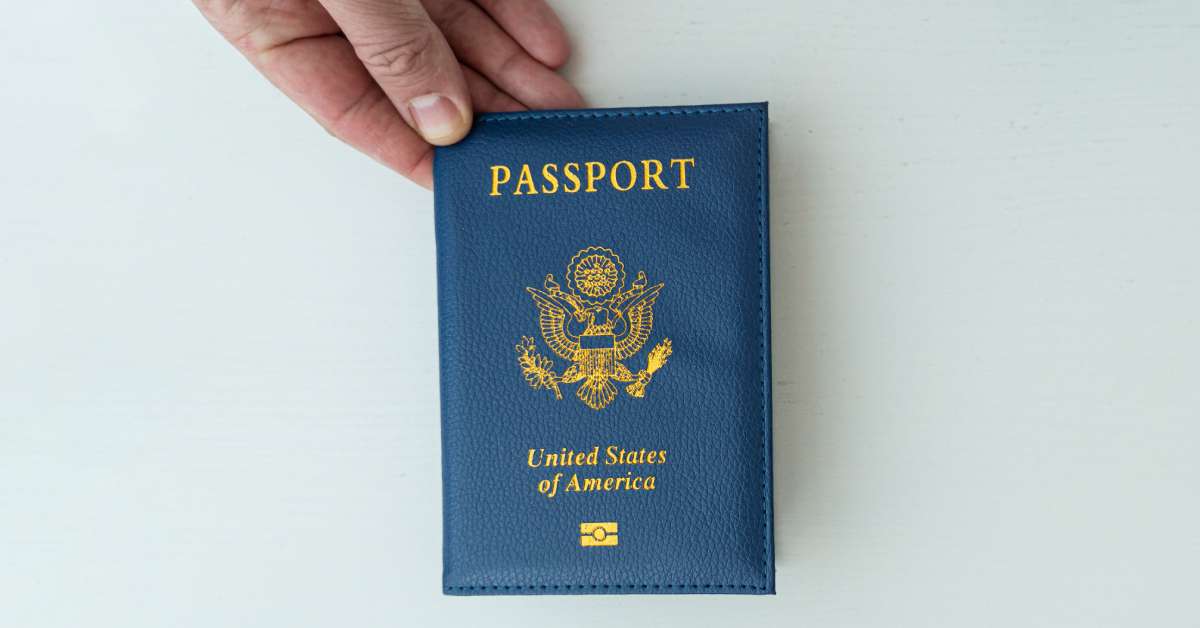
top-left (433, 103), bottom-right (773, 595)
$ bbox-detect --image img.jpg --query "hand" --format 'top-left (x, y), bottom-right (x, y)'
top-left (194, 0), bottom-right (584, 188)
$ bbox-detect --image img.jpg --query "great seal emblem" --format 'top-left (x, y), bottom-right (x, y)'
top-left (516, 246), bottom-right (673, 410)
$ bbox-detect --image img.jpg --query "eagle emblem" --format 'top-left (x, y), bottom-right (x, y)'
top-left (516, 246), bottom-right (673, 410)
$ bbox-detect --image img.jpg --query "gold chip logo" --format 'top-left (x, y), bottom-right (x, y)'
top-left (580, 521), bottom-right (618, 547)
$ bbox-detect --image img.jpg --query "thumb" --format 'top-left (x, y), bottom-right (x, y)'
top-left (320, 0), bottom-right (473, 145)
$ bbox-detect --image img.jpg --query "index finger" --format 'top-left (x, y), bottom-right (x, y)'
top-left (194, 0), bottom-right (435, 186)
top-left (474, 0), bottom-right (573, 69)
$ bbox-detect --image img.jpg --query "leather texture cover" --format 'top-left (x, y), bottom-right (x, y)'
top-left (433, 103), bottom-right (773, 595)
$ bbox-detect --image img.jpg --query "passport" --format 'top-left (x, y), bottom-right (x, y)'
top-left (433, 103), bottom-right (774, 595)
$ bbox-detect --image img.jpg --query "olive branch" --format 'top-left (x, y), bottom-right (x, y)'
top-left (516, 336), bottom-right (562, 400)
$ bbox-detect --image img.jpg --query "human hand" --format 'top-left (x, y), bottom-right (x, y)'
top-left (194, 0), bottom-right (584, 188)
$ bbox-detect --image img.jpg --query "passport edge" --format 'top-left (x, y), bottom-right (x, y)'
top-left (435, 102), bottom-right (775, 595)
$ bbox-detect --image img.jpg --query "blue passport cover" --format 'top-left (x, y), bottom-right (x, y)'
top-left (433, 103), bottom-right (773, 595)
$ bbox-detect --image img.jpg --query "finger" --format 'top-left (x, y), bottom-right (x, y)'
top-left (319, 0), bottom-right (473, 145)
top-left (195, 0), bottom-right (434, 186)
top-left (473, 0), bottom-right (571, 69)
top-left (262, 38), bottom-right (435, 184)
top-left (196, 0), bottom-right (341, 52)
top-left (423, 0), bottom-right (583, 110)
top-left (463, 66), bottom-right (525, 113)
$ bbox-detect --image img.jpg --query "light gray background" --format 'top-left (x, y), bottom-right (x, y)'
top-left (2, 2), bottom-right (1198, 626)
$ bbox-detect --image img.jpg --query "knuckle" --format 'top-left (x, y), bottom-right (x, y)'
top-left (194, 0), bottom-right (249, 27)
top-left (193, 0), bottom-right (235, 16)
top-left (357, 27), bottom-right (438, 84)
top-left (432, 1), bottom-right (471, 33)
top-left (494, 47), bottom-right (524, 77)
top-left (194, 0), bottom-right (265, 51)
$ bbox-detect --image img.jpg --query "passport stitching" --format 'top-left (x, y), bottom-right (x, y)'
top-left (475, 105), bottom-right (763, 124)
top-left (447, 105), bottom-right (771, 593)
top-left (756, 106), bottom-right (772, 588)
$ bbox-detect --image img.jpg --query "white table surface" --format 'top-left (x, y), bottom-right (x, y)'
top-left (3, 2), bottom-right (1198, 626)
